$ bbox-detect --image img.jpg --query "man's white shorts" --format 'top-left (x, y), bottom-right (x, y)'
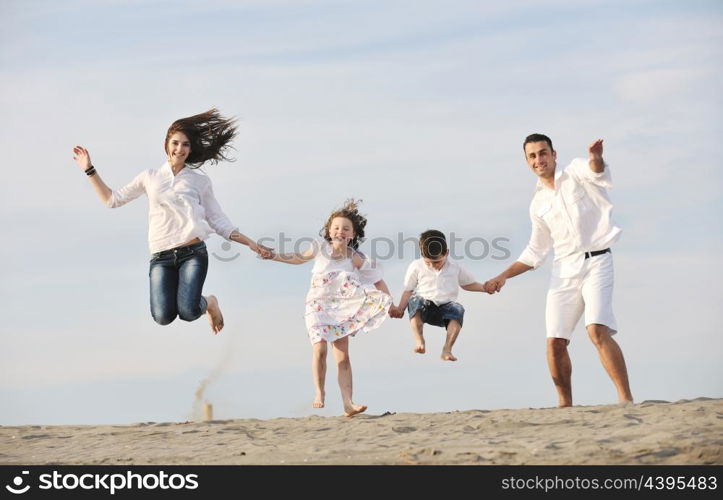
top-left (545, 251), bottom-right (617, 340)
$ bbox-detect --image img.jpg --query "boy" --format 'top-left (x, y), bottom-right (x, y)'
top-left (391, 229), bottom-right (487, 361)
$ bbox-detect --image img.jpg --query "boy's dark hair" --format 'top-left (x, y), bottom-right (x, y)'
top-left (523, 133), bottom-right (554, 152)
top-left (419, 229), bottom-right (447, 259)
top-left (320, 199), bottom-right (367, 250)
top-left (165, 108), bottom-right (238, 168)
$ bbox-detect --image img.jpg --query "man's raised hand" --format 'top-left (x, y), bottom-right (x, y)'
top-left (588, 138), bottom-right (604, 160)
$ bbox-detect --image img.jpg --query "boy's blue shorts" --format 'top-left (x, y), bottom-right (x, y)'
top-left (407, 295), bottom-right (465, 328)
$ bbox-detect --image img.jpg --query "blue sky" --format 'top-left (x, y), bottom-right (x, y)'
top-left (1, 0), bottom-right (721, 425)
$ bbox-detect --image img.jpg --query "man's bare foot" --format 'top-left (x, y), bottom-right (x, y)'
top-left (344, 403), bottom-right (367, 417)
top-left (414, 344), bottom-right (426, 354)
top-left (441, 351), bottom-right (457, 361)
top-left (205, 295), bottom-right (224, 334)
top-left (312, 391), bottom-right (325, 408)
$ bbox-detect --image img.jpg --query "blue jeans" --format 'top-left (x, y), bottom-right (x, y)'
top-left (407, 296), bottom-right (465, 328)
top-left (149, 241), bottom-right (209, 325)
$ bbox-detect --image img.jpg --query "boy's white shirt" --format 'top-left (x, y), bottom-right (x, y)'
top-left (403, 258), bottom-right (475, 306)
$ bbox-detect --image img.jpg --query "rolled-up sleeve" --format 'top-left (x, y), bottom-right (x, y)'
top-left (517, 209), bottom-right (552, 269)
top-left (457, 264), bottom-right (475, 286)
top-left (403, 262), bottom-right (419, 291)
top-left (200, 181), bottom-right (238, 240)
top-left (567, 157), bottom-right (613, 189)
top-left (106, 171), bottom-right (147, 208)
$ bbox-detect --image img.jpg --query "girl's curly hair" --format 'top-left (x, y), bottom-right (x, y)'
top-left (320, 199), bottom-right (367, 250)
top-left (164, 108), bottom-right (237, 168)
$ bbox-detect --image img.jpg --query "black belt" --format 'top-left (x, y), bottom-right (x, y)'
top-left (584, 248), bottom-right (611, 259)
top-left (152, 241), bottom-right (206, 259)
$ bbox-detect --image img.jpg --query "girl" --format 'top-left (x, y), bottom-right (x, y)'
top-left (267, 200), bottom-right (394, 416)
top-left (72, 108), bottom-right (271, 334)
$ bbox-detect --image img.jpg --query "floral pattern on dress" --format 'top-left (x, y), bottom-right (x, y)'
top-left (305, 269), bottom-right (391, 345)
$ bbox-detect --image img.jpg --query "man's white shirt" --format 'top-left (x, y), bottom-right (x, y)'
top-left (517, 158), bottom-right (622, 278)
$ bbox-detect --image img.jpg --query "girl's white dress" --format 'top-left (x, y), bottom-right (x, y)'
top-left (305, 241), bottom-right (391, 344)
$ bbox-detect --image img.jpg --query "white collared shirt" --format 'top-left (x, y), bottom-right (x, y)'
top-left (106, 162), bottom-right (238, 253)
top-left (517, 158), bottom-right (622, 278)
top-left (403, 258), bottom-right (475, 305)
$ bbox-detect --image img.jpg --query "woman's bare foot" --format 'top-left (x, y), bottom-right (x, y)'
top-left (344, 403), bottom-right (367, 417)
top-left (205, 295), bottom-right (224, 334)
top-left (441, 350), bottom-right (457, 361)
top-left (413, 344), bottom-right (426, 354)
top-left (312, 391), bottom-right (325, 408)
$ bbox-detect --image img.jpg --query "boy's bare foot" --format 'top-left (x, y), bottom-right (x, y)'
top-left (205, 295), bottom-right (224, 334)
top-left (441, 350), bottom-right (457, 361)
top-left (414, 344), bottom-right (426, 354)
top-left (344, 403), bottom-right (367, 417)
top-left (313, 391), bottom-right (325, 408)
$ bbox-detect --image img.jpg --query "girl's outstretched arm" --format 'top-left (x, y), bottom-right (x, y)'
top-left (268, 242), bottom-right (316, 265)
top-left (72, 146), bottom-right (112, 204)
top-left (373, 279), bottom-right (398, 316)
top-left (373, 279), bottom-right (391, 296)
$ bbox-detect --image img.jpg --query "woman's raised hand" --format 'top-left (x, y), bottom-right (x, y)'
top-left (72, 146), bottom-right (92, 171)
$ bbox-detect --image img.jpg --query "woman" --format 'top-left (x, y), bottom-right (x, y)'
top-left (72, 108), bottom-right (270, 334)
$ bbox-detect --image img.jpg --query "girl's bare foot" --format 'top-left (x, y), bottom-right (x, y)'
top-left (313, 391), bottom-right (325, 408)
top-left (441, 350), bottom-right (457, 361)
top-left (414, 344), bottom-right (426, 354)
top-left (205, 295), bottom-right (224, 334)
top-left (344, 403), bottom-right (367, 417)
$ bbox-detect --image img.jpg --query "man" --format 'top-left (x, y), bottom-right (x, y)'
top-left (485, 134), bottom-right (633, 407)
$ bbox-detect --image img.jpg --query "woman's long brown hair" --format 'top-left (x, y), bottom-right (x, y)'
top-left (164, 108), bottom-right (237, 167)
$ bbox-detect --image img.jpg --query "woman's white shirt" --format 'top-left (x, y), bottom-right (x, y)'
top-left (106, 162), bottom-right (238, 253)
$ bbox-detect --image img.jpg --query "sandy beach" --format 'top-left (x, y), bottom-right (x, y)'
top-left (1, 398), bottom-right (720, 466)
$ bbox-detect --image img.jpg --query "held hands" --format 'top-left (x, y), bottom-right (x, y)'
top-left (388, 305), bottom-right (405, 318)
top-left (482, 276), bottom-right (506, 294)
top-left (72, 146), bottom-right (92, 171)
top-left (250, 241), bottom-right (275, 259)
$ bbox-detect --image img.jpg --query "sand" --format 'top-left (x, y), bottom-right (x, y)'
top-left (1, 398), bottom-right (721, 465)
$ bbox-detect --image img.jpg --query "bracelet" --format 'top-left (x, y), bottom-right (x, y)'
top-left (85, 165), bottom-right (97, 177)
